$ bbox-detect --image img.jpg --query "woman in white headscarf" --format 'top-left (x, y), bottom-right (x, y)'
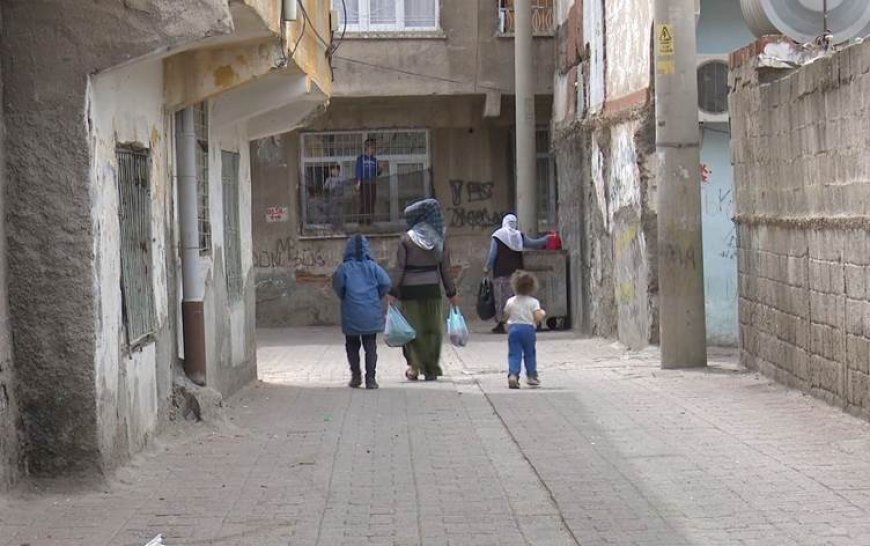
top-left (483, 214), bottom-right (548, 333)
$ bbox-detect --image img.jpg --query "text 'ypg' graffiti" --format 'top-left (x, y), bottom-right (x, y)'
top-left (446, 179), bottom-right (503, 230)
top-left (449, 179), bottom-right (494, 206)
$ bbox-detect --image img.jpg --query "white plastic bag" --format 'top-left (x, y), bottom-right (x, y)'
top-left (384, 304), bottom-right (416, 347)
top-left (446, 306), bottom-right (469, 347)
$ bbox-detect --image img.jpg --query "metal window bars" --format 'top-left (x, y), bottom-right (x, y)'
top-left (116, 146), bottom-right (156, 347)
top-left (303, 165), bottom-right (433, 234)
top-left (497, 0), bottom-right (555, 34)
top-left (193, 102), bottom-right (211, 254)
top-left (221, 151), bottom-right (243, 301)
top-left (301, 130), bottom-right (431, 235)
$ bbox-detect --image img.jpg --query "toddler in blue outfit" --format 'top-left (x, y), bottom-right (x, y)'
top-left (503, 270), bottom-right (546, 389)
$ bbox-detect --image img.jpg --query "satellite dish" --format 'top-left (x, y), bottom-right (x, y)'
top-left (740, 0), bottom-right (870, 44)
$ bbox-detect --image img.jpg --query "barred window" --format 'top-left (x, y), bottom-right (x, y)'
top-left (300, 130), bottom-right (431, 234)
top-left (194, 102), bottom-right (211, 254)
top-left (117, 146), bottom-right (156, 347)
top-left (334, 0), bottom-right (439, 32)
top-left (221, 151), bottom-right (243, 301)
top-left (536, 128), bottom-right (557, 232)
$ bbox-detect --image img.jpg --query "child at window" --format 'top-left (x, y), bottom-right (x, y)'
top-left (332, 234), bottom-right (392, 389)
top-left (504, 270), bottom-right (546, 389)
top-left (324, 164), bottom-right (346, 230)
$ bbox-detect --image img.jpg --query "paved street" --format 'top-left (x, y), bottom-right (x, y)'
top-left (4, 327), bottom-right (870, 545)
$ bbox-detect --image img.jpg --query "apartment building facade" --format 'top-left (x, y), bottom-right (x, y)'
top-left (252, 0), bottom-right (556, 327)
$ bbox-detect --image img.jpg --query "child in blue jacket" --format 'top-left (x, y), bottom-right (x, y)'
top-left (332, 234), bottom-right (392, 389)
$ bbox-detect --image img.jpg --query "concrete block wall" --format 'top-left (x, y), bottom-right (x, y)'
top-left (731, 39), bottom-right (870, 416)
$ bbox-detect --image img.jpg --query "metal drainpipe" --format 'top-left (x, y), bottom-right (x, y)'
top-left (175, 107), bottom-right (207, 386)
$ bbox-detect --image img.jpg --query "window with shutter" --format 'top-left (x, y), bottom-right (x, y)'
top-left (221, 151), bottom-right (243, 301)
top-left (117, 146), bottom-right (156, 347)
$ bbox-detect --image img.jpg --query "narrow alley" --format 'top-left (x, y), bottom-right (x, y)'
top-left (3, 329), bottom-right (870, 546)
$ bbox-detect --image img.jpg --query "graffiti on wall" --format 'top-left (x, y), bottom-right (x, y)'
top-left (254, 237), bottom-right (394, 271)
top-left (660, 240), bottom-right (699, 270)
top-left (703, 187), bottom-right (733, 215)
top-left (254, 237), bottom-right (329, 269)
top-left (446, 179), bottom-right (504, 230)
top-left (265, 206), bottom-right (289, 223)
top-left (449, 179), bottom-right (494, 205)
top-left (719, 225), bottom-right (737, 260)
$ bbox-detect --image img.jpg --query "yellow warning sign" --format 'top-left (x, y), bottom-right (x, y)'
top-left (657, 24), bottom-right (674, 55)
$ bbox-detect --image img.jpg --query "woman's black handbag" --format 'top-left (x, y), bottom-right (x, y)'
top-left (476, 278), bottom-right (496, 320)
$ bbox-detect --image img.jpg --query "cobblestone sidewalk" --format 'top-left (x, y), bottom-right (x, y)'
top-left (3, 327), bottom-right (870, 546)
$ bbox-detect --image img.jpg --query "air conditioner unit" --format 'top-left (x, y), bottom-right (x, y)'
top-left (697, 54), bottom-right (730, 123)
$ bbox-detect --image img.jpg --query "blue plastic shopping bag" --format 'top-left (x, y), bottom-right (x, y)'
top-left (384, 304), bottom-right (416, 347)
top-left (447, 306), bottom-right (469, 347)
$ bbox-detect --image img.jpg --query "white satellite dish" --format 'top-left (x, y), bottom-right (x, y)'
top-left (740, 0), bottom-right (870, 43)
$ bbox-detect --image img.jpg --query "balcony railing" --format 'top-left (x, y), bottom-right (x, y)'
top-left (497, 0), bottom-right (554, 35)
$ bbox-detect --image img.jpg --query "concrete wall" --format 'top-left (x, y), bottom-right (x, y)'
top-left (0, 4), bottom-right (18, 488)
top-left (1, 0), bottom-right (232, 475)
top-left (204, 106), bottom-right (258, 396)
top-left (695, 0), bottom-right (755, 346)
top-left (90, 60), bottom-right (173, 465)
top-left (551, 0), bottom-right (658, 348)
top-left (84, 47), bottom-right (257, 470)
top-left (586, 0), bottom-right (606, 113)
top-left (552, 0), bottom-right (749, 347)
top-left (731, 40), bottom-right (870, 417)
top-left (553, 112), bottom-right (657, 348)
top-left (605, 0), bottom-right (653, 101)
top-left (1, 0), bottom-right (323, 476)
top-left (252, 95), bottom-right (552, 327)
top-left (332, 0), bottom-right (554, 98)
top-left (700, 124), bottom-right (738, 345)
top-left (696, 0), bottom-right (755, 55)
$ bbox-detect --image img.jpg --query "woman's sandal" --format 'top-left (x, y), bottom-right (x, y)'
top-left (405, 367), bottom-right (419, 381)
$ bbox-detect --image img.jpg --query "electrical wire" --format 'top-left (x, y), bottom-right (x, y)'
top-left (297, 0), bottom-right (333, 51)
top-left (295, 0), bottom-right (335, 81)
top-left (332, 55), bottom-right (508, 92)
top-left (287, 5), bottom-right (307, 60)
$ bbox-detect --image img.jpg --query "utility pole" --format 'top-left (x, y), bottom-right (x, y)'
top-left (654, 0), bottom-right (707, 369)
top-left (514, 0), bottom-right (536, 232)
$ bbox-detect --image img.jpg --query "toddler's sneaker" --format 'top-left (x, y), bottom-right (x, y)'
top-left (508, 374), bottom-right (520, 389)
top-left (526, 375), bottom-right (540, 388)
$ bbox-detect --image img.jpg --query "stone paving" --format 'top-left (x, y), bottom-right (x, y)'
top-left (3, 327), bottom-right (870, 545)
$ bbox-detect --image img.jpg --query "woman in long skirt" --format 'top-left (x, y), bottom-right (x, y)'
top-left (483, 214), bottom-right (549, 333)
top-left (389, 199), bottom-right (458, 381)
